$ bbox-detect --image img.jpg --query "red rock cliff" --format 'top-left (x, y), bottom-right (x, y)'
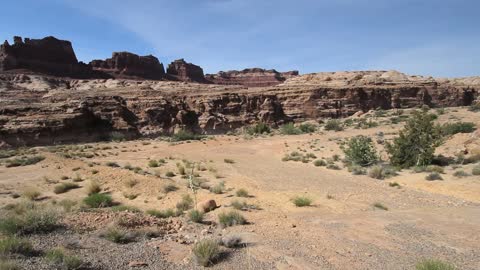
top-left (205, 68), bottom-right (299, 87)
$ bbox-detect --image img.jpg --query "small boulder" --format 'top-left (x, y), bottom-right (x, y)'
top-left (197, 199), bottom-right (217, 213)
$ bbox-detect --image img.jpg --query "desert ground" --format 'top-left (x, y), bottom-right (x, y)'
top-left (0, 107), bottom-right (479, 270)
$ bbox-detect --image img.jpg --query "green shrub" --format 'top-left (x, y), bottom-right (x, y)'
top-left (22, 189), bottom-right (41, 201)
top-left (148, 160), bottom-right (159, 168)
top-left (324, 119), bottom-right (343, 131)
top-left (188, 209), bottom-right (204, 223)
top-left (453, 170), bottom-right (469, 178)
top-left (105, 161), bottom-right (120, 168)
top-left (441, 122), bottom-right (476, 136)
top-left (165, 171), bottom-right (175, 177)
top-left (416, 259), bottom-right (455, 270)
top-left (218, 211), bottom-right (246, 227)
top-left (192, 238), bottom-right (220, 267)
top-left (0, 260), bottom-right (20, 270)
top-left (368, 165), bottom-right (396, 180)
top-left (83, 193), bottom-right (113, 208)
top-left (235, 188), bottom-right (249, 197)
top-left (349, 165), bottom-right (367, 175)
top-left (326, 164), bottom-right (341, 170)
top-left (172, 130), bottom-right (204, 141)
top-left (53, 183), bottom-right (80, 194)
top-left (0, 208), bottom-right (59, 235)
top-left (102, 227), bottom-right (136, 244)
top-left (386, 110), bottom-right (442, 168)
top-left (468, 103), bottom-right (480, 112)
top-left (110, 205), bottom-right (140, 213)
top-left (0, 237), bottom-right (34, 256)
top-left (176, 194), bottom-right (193, 211)
top-left (472, 165), bottom-right (480, 175)
top-left (210, 182), bottom-right (225, 194)
top-left (5, 155), bottom-right (45, 167)
top-left (45, 248), bottom-right (83, 269)
top-left (246, 123), bottom-right (270, 135)
top-left (146, 209), bottom-right (178, 219)
top-left (163, 184), bottom-right (178, 193)
top-left (425, 172), bottom-right (443, 181)
top-left (292, 196), bottom-right (312, 207)
top-left (343, 136), bottom-right (378, 167)
top-left (313, 159), bottom-right (327, 167)
top-left (373, 202), bottom-right (388, 211)
top-left (299, 123), bottom-right (316, 133)
top-left (224, 158), bottom-right (235, 164)
top-left (280, 123), bottom-right (301, 135)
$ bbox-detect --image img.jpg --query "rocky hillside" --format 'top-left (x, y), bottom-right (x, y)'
top-left (0, 70), bottom-right (478, 147)
top-left (205, 68), bottom-right (299, 87)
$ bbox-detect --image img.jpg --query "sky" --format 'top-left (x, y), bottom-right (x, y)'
top-left (0, 0), bottom-right (479, 77)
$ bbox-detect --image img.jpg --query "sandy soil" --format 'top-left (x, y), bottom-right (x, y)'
top-left (0, 107), bottom-right (479, 270)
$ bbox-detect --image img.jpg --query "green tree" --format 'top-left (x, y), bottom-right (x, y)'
top-left (343, 136), bottom-right (378, 167)
top-left (386, 109), bottom-right (442, 168)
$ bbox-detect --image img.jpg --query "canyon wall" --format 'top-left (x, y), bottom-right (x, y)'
top-left (0, 71), bottom-right (478, 147)
top-left (205, 68), bottom-right (299, 87)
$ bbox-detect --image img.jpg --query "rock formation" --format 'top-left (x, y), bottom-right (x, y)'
top-left (0, 71), bottom-right (478, 147)
top-left (0, 36), bottom-right (103, 78)
top-left (166, 59), bottom-right (206, 82)
top-left (205, 68), bottom-right (299, 87)
top-left (89, 52), bottom-right (165, 80)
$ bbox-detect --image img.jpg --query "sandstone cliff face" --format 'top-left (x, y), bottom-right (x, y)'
top-left (166, 59), bottom-right (206, 82)
top-left (0, 71), bottom-right (478, 147)
top-left (205, 68), bottom-right (299, 87)
top-left (0, 36), bottom-right (102, 78)
top-left (89, 52), bottom-right (165, 80)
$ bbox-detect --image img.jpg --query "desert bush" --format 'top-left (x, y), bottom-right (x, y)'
top-left (101, 227), bottom-right (136, 244)
top-left (53, 183), bottom-right (80, 194)
top-left (86, 180), bottom-right (102, 195)
top-left (165, 171), bottom-right (175, 177)
top-left (246, 123), bottom-right (270, 135)
top-left (163, 184), bottom-right (178, 193)
top-left (146, 209), bottom-right (178, 219)
top-left (324, 119), bottom-right (343, 131)
top-left (280, 123), bottom-right (301, 135)
top-left (110, 131), bottom-right (126, 142)
top-left (389, 182), bottom-right (401, 188)
top-left (45, 248), bottom-right (83, 269)
top-left (0, 237), bottom-right (34, 256)
top-left (453, 170), bottom-right (469, 178)
top-left (326, 164), bottom-right (341, 170)
top-left (425, 165), bottom-right (444, 174)
top-left (58, 199), bottom-right (77, 212)
top-left (188, 209), bottom-right (204, 223)
top-left (373, 202), bottom-right (388, 211)
top-left (210, 182), bottom-right (225, 194)
top-left (124, 179), bottom-right (138, 188)
top-left (343, 136), bottom-right (378, 167)
top-left (440, 122), bottom-right (476, 136)
top-left (192, 238), bottom-right (220, 267)
top-left (292, 196), bottom-right (312, 207)
top-left (425, 172), bottom-right (443, 181)
top-left (221, 235), bottom-right (243, 248)
top-left (218, 211), bottom-right (246, 227)
top-left (313, 159), bottom-right (327, 167)
top-left (72, 173), bottom-right (83, 182)
top-left (235, 188), bottom-right (249, 197)
top-left (176, 194), bottom-right (193, 211)
top-left (0, 207), bottom-right (59, 235)
top-left (299, 123), bottom-right (316, 133)
top-left (348, 165), bottom-right (367, 175)
top-left (105, 161), bottom-right (120, 168)
top-left (468, 102), bottom-right (480, 112)
top-left (0, 259), bottom-right (20, 270)
top-left (172, 130), bottom-right (204, 141)
top-left (472, 165), bottom-right (480, 175)
top-left (22, 189), bottom-right (41, 201)
top-left (148, 160), bottom-right (159, 168)
top-left (224, 158), bottom-right (235, 164)
top-left (177, 164), bottom-right (186, 175)
top-left (415, 259), bottom-right (455, 270)
top-left (386, 110), bottom-right (442, 168)
top-left (83, 193), bottom-right (113, 208)
top-left (123, 192), bottom-right (138, 200)
top-left (368, 165), bottom-right (396, 180)
top-left (5, 155), bottom-right (45, 167)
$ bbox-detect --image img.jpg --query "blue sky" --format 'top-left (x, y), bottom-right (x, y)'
top-left (1, 0), bottom-right (478, 77)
